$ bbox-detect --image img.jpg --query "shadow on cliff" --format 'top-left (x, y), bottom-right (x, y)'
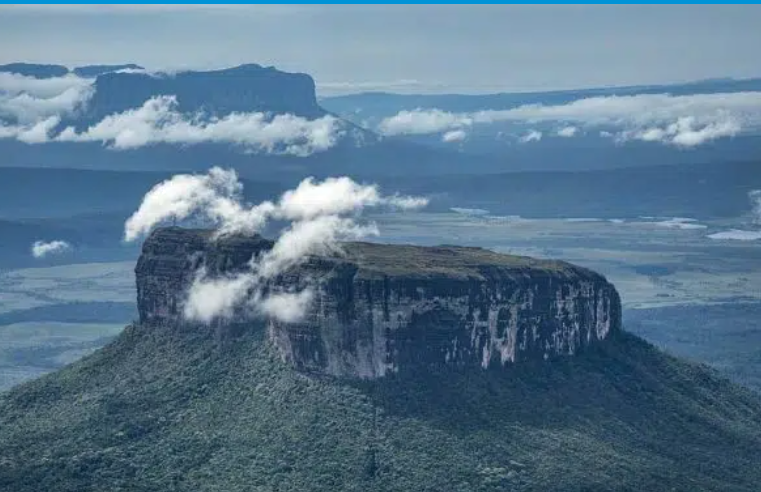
top-left (350, 330), bottom-right (759, 438)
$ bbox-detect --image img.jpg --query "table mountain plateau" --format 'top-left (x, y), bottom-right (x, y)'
top-left (1, 227), bottom-right (760, 492)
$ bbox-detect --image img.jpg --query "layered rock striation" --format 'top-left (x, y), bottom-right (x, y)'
top-left (136, 227), bottom-right (621, 378)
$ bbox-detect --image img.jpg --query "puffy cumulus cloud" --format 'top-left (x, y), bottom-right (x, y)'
top-left (518, 129), bottom-right (542, 143)
top-left (616, 116), bottom-right (740, 147)
top-left (125, 169), bottom-right (426, 242)
top-left (126, 167), bottom-right (428, 324)
top-left (123, 166), bottom-right (268, 241)
top-left (54, 96), bottom-right (343, 155)
top-left (556, 126), bottom-right (578, 137)
top-left (276, 176), bottom-right (427, 221)
top-left (31, 240), bottom-right (71, 258)
top-left (376, 91), bottom-right (761, 147)
top-left (378, 108), bottom-right (473, 136)
top-left (442, 129), bottom-right (467, 143)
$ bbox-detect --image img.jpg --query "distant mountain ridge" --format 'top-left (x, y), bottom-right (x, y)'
top-left (3, 61), bottom-right (761, 175)
top-left (0, 62), bottom-right (145, 78)
top-left (321, 77), bottom-right (761, 115)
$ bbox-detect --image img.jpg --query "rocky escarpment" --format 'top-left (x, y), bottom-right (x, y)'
top-left (136, 227), bottom-right (621, 378)
top-left (76, 64), bottom-right (325, 128)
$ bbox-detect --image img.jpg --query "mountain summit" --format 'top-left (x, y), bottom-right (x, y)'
top-left (1, 229), bottom-right (760, 491)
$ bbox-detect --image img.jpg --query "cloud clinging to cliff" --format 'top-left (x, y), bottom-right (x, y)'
top-left (376, 91), bottom-right (761, 147)
top-left (126, 167), bottom-right (428, 323)
top-left (54, 96), bottom-right (343, 155)
top-left (0, 72), bottom-right (94, 129)
top-left (0, 87), bottom-right (346, 156)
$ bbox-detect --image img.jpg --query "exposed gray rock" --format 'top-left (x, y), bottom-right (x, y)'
top-left (136, 227), bottom-right (621, 378)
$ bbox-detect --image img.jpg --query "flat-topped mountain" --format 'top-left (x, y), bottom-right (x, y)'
top-left (137, 227), bottom-right (620, 378)
top-left (1, 227), bottom-right (760, 491)
top-left (77, 64), bottom-right (325, 127)
top-left (0, 62), bottom-right (70, 78)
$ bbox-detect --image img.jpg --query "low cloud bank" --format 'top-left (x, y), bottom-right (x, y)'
top-left (643, 217), bottom-right (708, 230)
top-left (31, 240), bottom-right (71, 258)
top-left (2, 96), bottom-right (344, 156)
top-left (707, 229), bottom-right (761, 241)
top-left (377, 91), bottom-right (761, 147)
top-left (1, 71), bottom-right (346, 156)
top-left (125, 167), bottom-right (428, 323)
top-left (0, 72), bottom-right (92, 99)
top-left (0, 72), bottom-right (94, 125)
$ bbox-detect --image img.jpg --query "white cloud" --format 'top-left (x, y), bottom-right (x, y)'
top-left (641, 217), bottom-right (708, 230)
top-left (0, 85), bottom-right (93, 124)
top-left (124, 167), bottom-right (272, 242)
top-left (451, 207), bottom-right (489, 216)
top-left (0, 72), bottom-right (94, 126)
top-left (124, 169), bottom-right (427, 243)
top-left (618, 116), bottom-right (740, 147)
top-left (257, 289), bottom-right (314, 323)
top-left (378, 108), bottom-right (473, 136)
top-left (563, 217), bottom-right (604, 222)
top-left (126, 167), bottom-right (428, 324)
top-left (376, 91), bottom-right (761, 147)
top-left (31, 240), bottom-right (71, 258)
top-left (16, 116), bottom-right (61, 143)
top-left (276, 176), bottom-right (426, 221)
top-left (556, 126), bottom-right (578, 137)
top-left (53, 95), bottom-right (343, 155)
top-left (442, 129), bottom-right (466, 143)
top-left (183, 269), bottom-right (254, 323)
top-left (518, 129), bottom-right (542, 143)
top-left (0, 72), bottom-right (91, 99)
top-left (707, 229), bottom-right (761, 241)
top-left (258, 215), bottom-right (379, 279)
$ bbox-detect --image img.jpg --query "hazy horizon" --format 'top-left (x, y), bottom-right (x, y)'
top-left (2, 5), bottom-right (761, 95)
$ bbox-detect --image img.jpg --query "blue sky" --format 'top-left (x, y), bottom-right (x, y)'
top-left (1, 5), bottom-right (760, 94)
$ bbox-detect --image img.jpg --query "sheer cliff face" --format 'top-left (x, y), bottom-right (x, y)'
top-left (136, 228), bottom-right (621, 379)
